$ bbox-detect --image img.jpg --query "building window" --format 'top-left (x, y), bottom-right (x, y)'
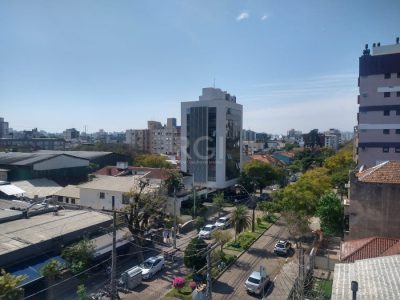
top-left (66, 198), bottom-right (69, 203)
top-left (396, 148), bottom-right (400, 153)
top-left (383, 147), bottom-right (389, 153)
top-left (397, 110), bottom-right (400, 116)
top-left (58, 196), bottom-right (63, 202)
top-left (100, 192), bottom-right (105, 199)
top-left (71, 199), bottom-right (75, 204)
top-left (397, 91), bottom-right (400, 97)
top-left (396, 129), bottom-right (400, 134)
top-left (398, 72), bottom-right (400, 78)
top-left (384, 110), bottom-right (390, 116)
top-left (384, 73), bottom-right (391, 79)
top-left (384, 92), bottom-right (390, 98)
top-left (122, 195), bottom-right (129, 204)
top-left (383, 129), bottom-right (390, 134)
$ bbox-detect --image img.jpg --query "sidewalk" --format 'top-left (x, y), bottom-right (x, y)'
top-left (267, 260), bottom-right (298, 300)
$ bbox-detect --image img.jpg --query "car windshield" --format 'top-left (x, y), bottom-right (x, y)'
top-left (248, 276), bottom-right (260, 284)
top-left (217, 218), bottom-right (225, 223)
top-left (277, 244), bottom-right (285, 248)
top-left (203, 226), bottom-right (212, 232)
top-left (141, 261), bottom-right (153, 269)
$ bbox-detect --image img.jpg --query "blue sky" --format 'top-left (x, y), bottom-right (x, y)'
top-left (1, 0), bottom-right (399, 134)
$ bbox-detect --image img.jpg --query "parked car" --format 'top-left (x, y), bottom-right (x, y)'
top-left (140, 255), bottom-right (165, 279)
top-left (214, 216), bottom-right (231, 229)
top-left (244, 267), bottom-right (269, 295)
top-left (198, 224), bottom-right (217, 239)
top-left (274, 240), bottom-right (292, 256)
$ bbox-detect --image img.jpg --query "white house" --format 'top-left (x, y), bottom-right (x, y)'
top-left (79, 176), bottom-right (159, 210)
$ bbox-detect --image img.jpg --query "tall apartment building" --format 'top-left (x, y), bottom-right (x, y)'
top-left (242, 129), bottom-right (256, 142)
top-left (0, 117), bottom-right (9, 138)
top-left (357, 38), bottom-right (400, 167)
top-left (125, 118), bottom-right (180, 155)
top-left (324, 128), bottom-right (341, 150)
top-left (63, 128), bottom-right (80, 141)
top-left (125, 129), bottom-right (150, 152)
top-left (149, 118), bottom-right (181, 155)
top-left (181, 87), bottom-right (243, 189)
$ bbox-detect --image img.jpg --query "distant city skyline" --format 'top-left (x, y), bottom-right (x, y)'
top-left (1, 1), bottom-right (399, 134)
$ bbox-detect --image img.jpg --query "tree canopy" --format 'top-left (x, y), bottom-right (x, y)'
top-left (0, 269), bottom-right (26, 300)
top-left (134, 154), bottom-right (173, 169)
top-left (212, 193), bottom-right (225, 217)
top-left (184, 238), bottom-right (207, 270)
top-left (163, 170), bottom-right (184, 196)
top-left (279, 167), bottom-right (331, 215)
top-left (317, 192), bottom-right (344, 236)
top-left (241, 160), bottom-right (283, 192)
top-left (61, 238), bottom-right (94, 274)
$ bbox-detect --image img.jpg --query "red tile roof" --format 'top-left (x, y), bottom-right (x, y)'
top-left (357, 161), bottom-right (400, 184)
top-left (341, 236), bottom-right (400, 263)
top-left (95, 166), bottom-right (172, 180)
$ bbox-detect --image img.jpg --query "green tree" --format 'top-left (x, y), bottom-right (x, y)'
top-left (164, 170), bottom-right (184, 196)
top-left (41, 260), bottom-right (62, 300)
top-left (124, 181), bottom-right (167, 262)
top-left (76, 284), bottom-right (89, 300)
top-left (212, 193), bottom-right (225, 217)
top-left (238, 171), bottom-right (255, 194)
top-left (0, 269), bottom-right (26, 300)
top-left (317, 192), bottom-right (344, 236)
top-left (62, 239), bottom-right (94, 274)
top-left (242, 160), bottom-right (281, 192)
top-left (231, 205), bottom-right (251, 241)
top-left (184, 238), bottom-right (207, 270)
top-left (280, 167), bottom-right (331, 215)
top-left (134, 154), bottom-right (173, 169)
top-left (212, 230), bottom-right (232, 253)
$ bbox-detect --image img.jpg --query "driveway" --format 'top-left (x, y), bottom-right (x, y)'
top-left (212, 218), bottom-right (293, 300)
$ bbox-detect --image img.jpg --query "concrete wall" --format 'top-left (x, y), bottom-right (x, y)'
top-left (347, 172), bottom-right (400, 240)
top-left (357, 147), bottom-right (400, 168)
top-left (80, 188), bottom-right (125, 210)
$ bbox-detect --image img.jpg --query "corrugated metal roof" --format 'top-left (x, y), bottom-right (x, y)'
top-left (0, 184), bottom-right (25, 196)
top-left (53, 185), bottom-right (80, 199)
top-left (12, 178), bottom-right (62, 198)
top-left (79, 176), bottom-right (158, 193)
top-left (35, 150), bottom-right (113, 160)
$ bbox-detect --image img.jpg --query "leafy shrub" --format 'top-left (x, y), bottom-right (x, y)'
top-left (172, 277), bottom-right (186, 289)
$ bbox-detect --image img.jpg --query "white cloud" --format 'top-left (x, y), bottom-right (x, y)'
top-left (261, 14), bottom-right (268, 21)
top-left (236, 11), bottom-right (249, 21)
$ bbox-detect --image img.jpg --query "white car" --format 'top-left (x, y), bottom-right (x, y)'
top-left (214, 216), bottom-right (231, 229)
top-left (245, 269), bottom-right (269, 295)
top-left (140, 255), bottom-right (165, 279)
top-left (274, 240), bottom-right (292, 256)
top-left (198, 224), bottom-right (217, 239)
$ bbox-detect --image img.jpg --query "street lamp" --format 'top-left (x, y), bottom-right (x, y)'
top-left (235, 184), bottom-right (257, 232)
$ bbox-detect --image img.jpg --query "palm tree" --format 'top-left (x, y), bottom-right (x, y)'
top-left (231, 205), bottom-right (252, 241)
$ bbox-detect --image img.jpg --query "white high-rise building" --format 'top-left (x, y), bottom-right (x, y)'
top-left (181, 87), bottom-right (243, 189)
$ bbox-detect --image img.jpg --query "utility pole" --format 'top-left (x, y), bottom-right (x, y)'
top-left (173, 187), bottom-right (177, 249)
top-left (111, 196), bottom-right (117, 300)
top-left (192, 175), bottom-right (196, 218)
top-left (206, 249), bottom-right (212, 300)
top-left (298, 247), bottom-right (305, 300)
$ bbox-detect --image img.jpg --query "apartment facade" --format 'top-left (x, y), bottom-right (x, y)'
top-left (181, 87), bottom-right (243, 189)
top-left (125, 129), bottom-right (150, 152)
top-left (357, 39), bottom-right (400, 167)
top-left (0, 117), bottom-right (9, 138)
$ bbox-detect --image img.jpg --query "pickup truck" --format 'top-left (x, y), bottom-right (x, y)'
top-left (244, 267), bottom-right (269, 295)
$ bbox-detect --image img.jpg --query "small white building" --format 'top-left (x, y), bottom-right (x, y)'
top-left (79, 176), bottom-right (159, 210)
